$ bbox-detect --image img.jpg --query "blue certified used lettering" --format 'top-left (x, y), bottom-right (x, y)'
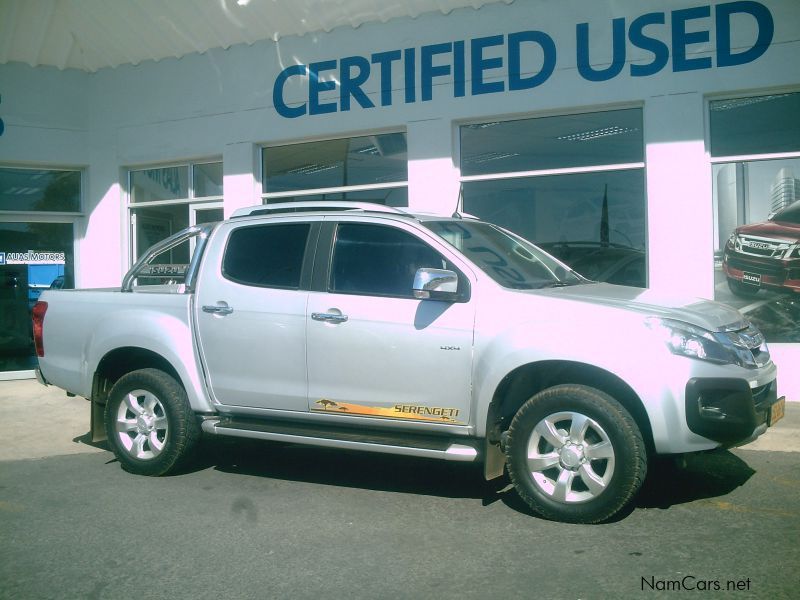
top-left (273, 1), bottom-right (773, 118)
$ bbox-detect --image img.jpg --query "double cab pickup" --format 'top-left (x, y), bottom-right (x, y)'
top-left (34, 202), bottom-right (785, 523)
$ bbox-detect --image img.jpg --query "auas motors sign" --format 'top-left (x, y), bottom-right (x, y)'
top-left (0, 251), bottom-right (66, 265)
top-left (273, 1), bottom-right (774, 118)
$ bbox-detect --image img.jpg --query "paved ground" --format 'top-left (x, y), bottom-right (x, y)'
top-left (1, 380), bottom-right (798, 599)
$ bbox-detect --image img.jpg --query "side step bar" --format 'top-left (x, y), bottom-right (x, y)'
top-left (201, 417), bottom-right (479, 462)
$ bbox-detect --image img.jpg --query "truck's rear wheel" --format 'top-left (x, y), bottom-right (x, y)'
top-left (104, 368), bottom-right (199, 476)
top-left (505, 384), bottom-right (646, 524)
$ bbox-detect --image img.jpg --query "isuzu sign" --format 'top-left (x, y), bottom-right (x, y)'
top-left (273, 1), bottom-right (774, 118)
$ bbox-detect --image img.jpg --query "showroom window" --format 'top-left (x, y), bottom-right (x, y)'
top-left (0, 166), bottom-right (81, 374)
top-left (128, 161), bottom-right (223, 267)
top-left (261, 132), bottom-right (408, 207)
top-left (710, 91), bottom-right (800, 342)
top-left (459, 108), bottom-right (647, 287)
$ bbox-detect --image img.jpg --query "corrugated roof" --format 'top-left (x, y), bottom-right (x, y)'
top-left (0, 0), bottom-right (514, 72)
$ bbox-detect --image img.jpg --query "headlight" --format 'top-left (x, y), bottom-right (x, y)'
top-left (645, 318), bottom-right (766, 368)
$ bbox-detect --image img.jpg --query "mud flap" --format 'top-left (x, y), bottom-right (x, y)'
top-left (90, 400), bottom-right (107, 443)
top-left (483, 439), bottom-right (506, 480)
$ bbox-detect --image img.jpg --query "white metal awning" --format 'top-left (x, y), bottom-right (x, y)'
top-left (0, 0), bottom-right (513, 72)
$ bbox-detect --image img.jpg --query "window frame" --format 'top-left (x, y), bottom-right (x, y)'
top-left (0, 164), bottom-right (83, 290)
top-left (707, 89), bottom-right (800, 165)
top-left (456, 106), bottom-right (648, 288)
top-left (126, 159), bottom-right (223, 267)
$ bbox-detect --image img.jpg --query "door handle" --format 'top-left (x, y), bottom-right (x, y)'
top-left (311, 312), bottom-right (348, 323)
top-left (202, 303), bottom-right (234, 316)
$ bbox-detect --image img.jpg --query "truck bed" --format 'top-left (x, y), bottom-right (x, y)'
top-left (37, 288), bottom-right (194, 400)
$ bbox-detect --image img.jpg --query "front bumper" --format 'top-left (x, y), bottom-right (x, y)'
top-left (685, 377), bottom-right (784, 446)
top-left (723, 252), bottom-right (800, 293)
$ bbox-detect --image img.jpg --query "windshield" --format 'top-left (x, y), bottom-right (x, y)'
top-left (772, 200), bottom-right (800, 225)
top-left (423, 220), bottom-right (586, 289)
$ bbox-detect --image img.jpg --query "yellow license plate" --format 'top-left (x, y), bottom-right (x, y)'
top-left (769, 397), bottom-right (785, 426)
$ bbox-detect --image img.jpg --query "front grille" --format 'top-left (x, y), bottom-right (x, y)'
top-left (739, 235), bottom-right (791, 258)
top-left (726, 255), bottom-right (785, 279)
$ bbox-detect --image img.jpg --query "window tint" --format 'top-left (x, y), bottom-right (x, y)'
top-left (223, 223), bottom-right (310, 288)
top-left (331, 223), bottom-right (447, 298)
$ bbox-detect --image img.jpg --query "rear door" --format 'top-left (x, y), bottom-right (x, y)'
top-left (306, 220), bottom-right (476, 425)
top-left (195, 218), bottom-right (317, 411)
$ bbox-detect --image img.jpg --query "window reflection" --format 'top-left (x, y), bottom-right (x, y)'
top-left (461, 109), bottom-right (643, 177)
top-left (193, 163), bottom-right (223, 198)
top-left (265, 188), bottom-right (408, 207)
top-left (0, 222), bottom-right (74, 371)
top-left (263, 133), bottom-right (408, 193)
top-left (463, 170), bottom-right (646, 287)
top-left (0, 168), bottom-right (80, 212)
top-left (130, 166), bottom-right (189, 203)
top-left (710, 93), bottom-right (800, 157)
top-left (711, 92), bottom-right (800, 342)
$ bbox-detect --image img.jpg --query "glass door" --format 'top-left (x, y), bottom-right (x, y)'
top-left (0, 222), bottom-right (74, 373)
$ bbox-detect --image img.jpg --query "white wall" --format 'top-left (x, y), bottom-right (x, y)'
top-left (72, 0), bottom-right (799, 287)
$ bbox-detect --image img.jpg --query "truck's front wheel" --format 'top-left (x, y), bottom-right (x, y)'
top-left (104, 368), bottom-right (199, 476)
top-left (505, 384), bottom-right (646, 524)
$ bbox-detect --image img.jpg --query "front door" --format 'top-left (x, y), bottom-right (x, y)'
top-left (306, 221), bottom-right (475, 425)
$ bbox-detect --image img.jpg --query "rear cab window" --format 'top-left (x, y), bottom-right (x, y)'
top-left (222, 223), bottom-right (311, 289)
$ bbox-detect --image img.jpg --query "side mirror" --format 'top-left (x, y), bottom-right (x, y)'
top-left (413, 268), bottom-right (462, 302)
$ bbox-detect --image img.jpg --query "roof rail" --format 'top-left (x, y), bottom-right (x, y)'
top-left (231, 201), bottom-right (407, 218)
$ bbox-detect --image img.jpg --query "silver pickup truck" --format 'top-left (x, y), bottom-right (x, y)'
top-left (34, 202), bottom-right (785, 523)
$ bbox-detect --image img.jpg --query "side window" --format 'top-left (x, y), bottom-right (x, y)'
top-left (223, 223), bottom-right (310, 289)
top-left (331, 223), bottom-right (448, 298)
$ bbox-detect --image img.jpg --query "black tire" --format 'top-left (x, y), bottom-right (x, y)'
top-left (727, 278), bottom-right (760, 298)
top-left (505, 384), bottom-right (647, 524)
top-left (104, 368), bottom-right (200, 476)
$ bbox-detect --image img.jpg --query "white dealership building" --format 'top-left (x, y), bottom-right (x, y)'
top-left (0, 0), bottom-right (799, 395)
